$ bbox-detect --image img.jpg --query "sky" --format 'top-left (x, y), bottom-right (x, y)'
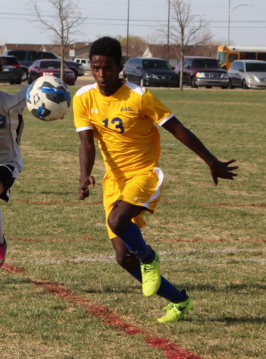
top-left (1, 0), bottom-right (266, 48)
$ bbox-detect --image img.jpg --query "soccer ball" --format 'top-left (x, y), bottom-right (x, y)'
top-left (26, 76), bottom-right (71, 121)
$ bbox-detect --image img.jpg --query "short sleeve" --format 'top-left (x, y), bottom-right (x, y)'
top-left (141, 90), bottom-right (174, 126)
top-left (73, 92), bottom-right (93, 132)
top-left (0, 86), bottom-right (29, 114)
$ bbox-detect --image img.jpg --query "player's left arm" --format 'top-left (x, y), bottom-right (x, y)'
top-left (162, 116), bottom-right (238, 185)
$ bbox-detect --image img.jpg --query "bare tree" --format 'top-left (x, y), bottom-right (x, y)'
top-left (159, 0), bottom-right (212, 90)
top-left (29, 0), bottom-right (86, 80)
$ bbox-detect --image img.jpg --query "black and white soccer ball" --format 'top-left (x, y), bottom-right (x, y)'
top-left (26, 76), bottom-right (71, 121)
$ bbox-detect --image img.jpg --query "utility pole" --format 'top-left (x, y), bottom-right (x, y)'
top-left (126, 0), bottom-right (130, 62)
top-left (167, 0), bottom-right (170, 62)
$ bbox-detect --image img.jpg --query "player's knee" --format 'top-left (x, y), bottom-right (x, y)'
top-left (115, 251), bottom-right (128, 268)
top-left (115, 250), bottom-right (139, 271)
top-left (108, 211), bottom-right (129, 236)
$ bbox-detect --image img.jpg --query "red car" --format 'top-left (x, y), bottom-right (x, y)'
top-left (28, 59), bottom-right (76, 85)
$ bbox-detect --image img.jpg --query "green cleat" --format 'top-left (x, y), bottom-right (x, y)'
top-left (140, 250), bottom-right (161, 297)
top-left (157, 292), bottom-right (193, 323)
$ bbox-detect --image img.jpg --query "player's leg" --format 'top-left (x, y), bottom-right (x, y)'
top-left (112, 235), bottom-right (193, 323)
top-left (108, 200), bottom-right (155, 261)
top-left (112, 236), bottom-right (191, 311)
top-left (108, 200), bottom-right (161, 297)
top-left (106, 169), bottom-right (193, 322)
top-left (0, 165), bottom-right (18, 267)
top-left (0, 183), bottom-right (7, 266)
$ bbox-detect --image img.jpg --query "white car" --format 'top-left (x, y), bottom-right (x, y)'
top-left (228, 60), bottom-right (266, 89)
top-left (74, 58), bottom-right (91, 71)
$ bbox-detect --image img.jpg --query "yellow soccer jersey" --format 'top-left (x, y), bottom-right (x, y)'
top-left (73, 80), bottom-right (174, 176)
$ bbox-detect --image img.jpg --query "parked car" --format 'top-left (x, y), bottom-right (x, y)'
top-left (0, 56), bottom-right (21, 84)
top-left (175, 56), bottom-right (229, 89)
top-left (74, 57), bottom-right (91, 71)
top-left (123, 57), bottom-right (179, 87)
top-left (28, 60), bottom-right (76, 85)
top-left (4, 50), bottom-right (84, 82)
top-left (228, 60), bottom-right (266, 89)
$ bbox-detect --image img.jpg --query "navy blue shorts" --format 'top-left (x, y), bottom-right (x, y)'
top-left (0, 165), bottom-right (16, 202)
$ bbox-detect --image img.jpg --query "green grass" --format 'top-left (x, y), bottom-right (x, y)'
top-left (0, 85), bottom-right (265, 359)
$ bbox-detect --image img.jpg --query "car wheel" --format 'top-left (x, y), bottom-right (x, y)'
top-left (228, 79), bottom-right (235, 89)
top-left (221, 86), bottom-right (228, 89)
top-left (139, 77), bottom-right (144, 87)
top-left (72, 70), bottom-right (78, 81)
top-left (242, 80), bottom-right (248, 89)
top-left (176, 76), bottom-right (180, 88)
top-left (16, 80), bottom-right (21, 85)
top-left (191, 77), bottom-right (197, 88)
top-left (27, 75), bottom-right (32, 85)
top-left (21, 69), bottom-right (28, 82)
top-left (205, 86), bottom-right (212, 89)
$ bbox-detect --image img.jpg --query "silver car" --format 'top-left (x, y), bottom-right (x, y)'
top-left (228, 60), bottom-right (266, 89)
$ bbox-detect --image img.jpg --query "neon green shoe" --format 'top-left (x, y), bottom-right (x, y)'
top-left (140, 250), bottom-right (161, 297)
top-left (157, 292), bottom-right (193, 323)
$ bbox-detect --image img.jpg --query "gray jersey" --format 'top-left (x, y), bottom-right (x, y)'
top-left (0, 86), bottom-right (29, 172)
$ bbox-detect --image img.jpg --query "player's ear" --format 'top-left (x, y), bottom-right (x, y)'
top-left (118, 64), bottom-right (123, 73)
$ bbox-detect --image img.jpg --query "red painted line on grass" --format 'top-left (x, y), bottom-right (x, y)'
top-left (32, 281), bottom-right (143, 335)
top-left (6, 236), bottom-right (96, 243)
top-left (32, 280), bottom-right (204, 359)
top-left (2, 263), bottom-right (24, 273)
top-left (150, 238), bottom-right (227, 243)
top-left (16, 199), bottom-right (265, 208)
top-left (145, 337), bottom-right (203, 359)
top-left (2, 263), bottom-right (204, 358)
top-left (19, 200), bottom-right (103, 206)
top-left (161, 201), bottom-right (266, 208)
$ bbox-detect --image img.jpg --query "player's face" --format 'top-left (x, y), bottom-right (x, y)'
top-left (91, 55), bottom-right (123, 96)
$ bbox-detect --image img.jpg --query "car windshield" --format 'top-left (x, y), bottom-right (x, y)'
top-left (192, 59), bottom-right (221, 69)
top-left (142, 60), bottom-right (172, 70)
top-left (0, 57), bottom-right (18, 66)
top-left (246, 62), bottom-right (266, 72)
top-left (40, 61), bottom-right (66, 69)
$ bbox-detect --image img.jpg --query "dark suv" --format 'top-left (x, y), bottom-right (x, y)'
top-left (0, 56), bottom-right (21, 84)
top-left (175, 56), bottom-right (229, 89)
top-left (4, 50), bottom-right (85, 82)
top-left (123, 57), bottom-right (179, 87)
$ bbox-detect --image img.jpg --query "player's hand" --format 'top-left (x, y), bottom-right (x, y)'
top-left (79, 175), bottom-right (95, 200)
top-left (209, 159), bottom-right (238, 185)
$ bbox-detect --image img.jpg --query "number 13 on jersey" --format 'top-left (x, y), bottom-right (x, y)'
top-left (103, 118), bottom-right (125, 134)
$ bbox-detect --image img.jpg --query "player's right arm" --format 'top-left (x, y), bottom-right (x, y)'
top-left (78, 130), bottom-right (95, 200)
top-left (73, 92), bottom-right (95, 200)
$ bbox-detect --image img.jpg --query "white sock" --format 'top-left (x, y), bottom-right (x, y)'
top-left (0, 210), bottom-right (4, 245)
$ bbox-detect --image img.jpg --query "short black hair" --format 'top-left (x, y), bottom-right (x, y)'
top-left (89, 37), bottom-right (122, 66)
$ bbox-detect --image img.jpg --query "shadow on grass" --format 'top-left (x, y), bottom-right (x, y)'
top-left (173, 283), bottom-right (266, 292)
top-left (82, 285), bottom-right (141, 294)
top-left (213, 316), bottom-right (266, 324)
top-left (189, 316), bottom-right (266, 324)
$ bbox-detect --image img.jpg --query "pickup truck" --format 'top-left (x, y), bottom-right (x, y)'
top-left (4, 50), bottom-right (85, 82)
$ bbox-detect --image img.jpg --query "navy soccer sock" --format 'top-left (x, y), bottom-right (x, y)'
top-left (119, 222), bottom-right (154, 262)
top-left (129, 266), bottom-right (186, 302)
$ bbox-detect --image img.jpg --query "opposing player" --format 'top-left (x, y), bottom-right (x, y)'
top-left (0, 59), bottom-right (29, 268)
top-left (73, 37), bottom-right (238, 323)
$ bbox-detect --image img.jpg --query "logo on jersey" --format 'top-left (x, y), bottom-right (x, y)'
top-left (0, 115), bottom-right (7, 128)
top-left (91, 109), bottom-right (99, 114)
top-left (120, 107), bottom-right (133, 112)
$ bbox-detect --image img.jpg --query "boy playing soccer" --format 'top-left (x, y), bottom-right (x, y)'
top-left (0, 59), bottom-right (29, 268)
top-left (73, 37), bottom-right (238, 323)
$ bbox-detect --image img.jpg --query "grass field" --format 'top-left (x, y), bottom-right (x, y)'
top-left (0, 85), bottom-right (265, 359)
